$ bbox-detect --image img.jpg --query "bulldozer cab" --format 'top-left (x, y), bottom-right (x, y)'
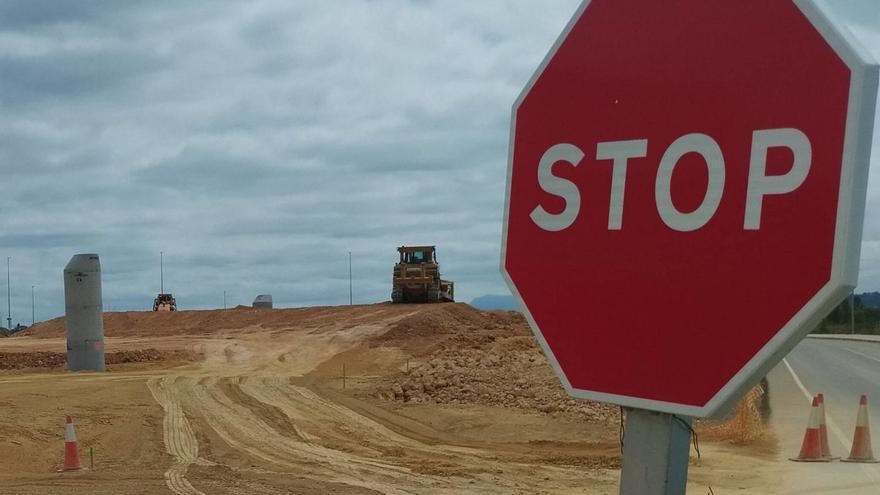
top-left (399, 246), bottom-right (435, 264)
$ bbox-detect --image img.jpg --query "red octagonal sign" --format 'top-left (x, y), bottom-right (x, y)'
top-left (502, 0), bottom-right (878, 416)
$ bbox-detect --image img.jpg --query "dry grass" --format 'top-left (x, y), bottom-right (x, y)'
top-left (701, 384), bottom-right (767, 444)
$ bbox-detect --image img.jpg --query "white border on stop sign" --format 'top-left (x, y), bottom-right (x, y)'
top-left (500, 0), bottom-right (879, 418)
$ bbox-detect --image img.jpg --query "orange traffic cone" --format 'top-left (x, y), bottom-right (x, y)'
top-left (842, 395), bottom-right (880, 463)
top-left (817, 394), bottom-right (838, 460)
top-left (62, 416), bottom-right (82, 470)
top-left (791, 396), bottom-right (831, 462)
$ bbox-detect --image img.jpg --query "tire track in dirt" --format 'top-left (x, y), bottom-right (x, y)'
top-left (147, 376), bottom-right (213, 495)
top-left (245, 377), bottom-right (428, 451)
top-left (4, 306), bottom-right (624, 493)
top-left (184, 376), bottom-right (436, 495)
top-left (234, 376), bottom-right (539, 492)
top-left (217, 376), bottom-right (318, 445)
top-left (142, 309), bottom-right (583, 493)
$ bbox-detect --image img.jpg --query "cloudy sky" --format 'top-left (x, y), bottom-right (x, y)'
top-left (1, 0), bottom-right (879, 325)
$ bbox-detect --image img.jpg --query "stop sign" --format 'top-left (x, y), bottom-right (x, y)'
top-left (502, 0), bottom-right (878, 416)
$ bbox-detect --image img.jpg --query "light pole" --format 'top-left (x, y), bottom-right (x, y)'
top-left (31, 285), bottom-right (36, 326)
top-left (349, 251), bottom-right (353, 305)
top-left (6, 257), bottom-right (11, 330)
top-left (850, 289), bottom-right (856, 335)
top-left (160, 251), bottom-right (164, 293)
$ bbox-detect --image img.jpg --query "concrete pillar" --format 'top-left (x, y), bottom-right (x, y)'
top-left (64, 254), bottom-right (105, 372)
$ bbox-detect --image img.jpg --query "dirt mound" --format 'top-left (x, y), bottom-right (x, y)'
top-left (19, 303), bottom-right (424, 339)
top-left (382, 334), bottom-right (617, 422)
top-left (19, 303), bottom-right (525, 342)
top-left (355, 304), bottom-right (617, 421)
top-left (372, 303), bottom-right (528, 349)
top-left (0, 349), bottom-right (189, 370)
top-left (0, 351), bottom-right (66, 369)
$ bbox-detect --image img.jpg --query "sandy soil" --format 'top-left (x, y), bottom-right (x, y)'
top-left (0, 303), bottom-right (781, 494)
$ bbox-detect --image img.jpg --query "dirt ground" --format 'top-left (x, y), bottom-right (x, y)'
top-left (0, 303), bottom-right (782, 494)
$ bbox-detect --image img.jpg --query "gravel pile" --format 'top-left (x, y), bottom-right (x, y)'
top-left (386, 335), bottom-right (617, 422)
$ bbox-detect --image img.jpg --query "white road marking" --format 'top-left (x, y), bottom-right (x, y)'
top-left (782, 358), bottom-right (815, 403)
top-left (782, 357), bottom-right (880, 483)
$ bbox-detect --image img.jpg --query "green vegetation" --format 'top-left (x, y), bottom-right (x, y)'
top-left (813, 295), bottom-right (880, 334)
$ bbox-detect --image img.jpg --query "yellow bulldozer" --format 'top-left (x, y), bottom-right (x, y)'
top-left (391, 246), bottom-right (454, 303)
top-left (153, 293), bottom-right (177, 311)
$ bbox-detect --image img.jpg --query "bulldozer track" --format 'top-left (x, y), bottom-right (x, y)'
top-left (142, 331), bottom-right (546, 494)
top-left (147, 376), bottom-right (213, 495)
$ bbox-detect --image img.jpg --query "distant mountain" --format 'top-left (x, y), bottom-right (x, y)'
top-left (859, 292), bottom-right (880, 308)
top-left (470, 294), bottom-right (520, 312)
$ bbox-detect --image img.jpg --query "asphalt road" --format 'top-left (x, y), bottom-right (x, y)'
top-left (768, 337), bottom-right (880, 494)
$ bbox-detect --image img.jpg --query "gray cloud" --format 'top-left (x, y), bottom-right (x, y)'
top-left (0, 0), bottom-right (878, 326)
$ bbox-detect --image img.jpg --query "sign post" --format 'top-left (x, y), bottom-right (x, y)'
top-left (502, 1), bottom-right (878, 493)
top-left (620, 410), bottom-right (691, 495)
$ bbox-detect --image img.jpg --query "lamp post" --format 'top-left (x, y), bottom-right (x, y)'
top-left (6, 257), bottom-right (11, 330)
top-left (349, 251), bottom-right (353, 305)
top-left (31, 285), bottom-right (36, 326)
top-left (850, 289), bottom-right (856, 335)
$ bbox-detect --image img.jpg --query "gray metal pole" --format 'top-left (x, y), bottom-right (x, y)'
top-left (6, 257), bottom-right (11, 330)
top-left (850, 289), bottom-right (855, 335)
top-left (223, 290), bottom-right (227, 310)
top-left (349, 251), bottom-right (353, 306)
top-left (619, 408), bottom-right (691, 495)
top-left (160, 251), bottom-right (164, 293)
top-left (31, 285), bottom-right (35, 325)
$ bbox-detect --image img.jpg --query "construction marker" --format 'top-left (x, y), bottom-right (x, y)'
top-left (63, 416), bottom-right (82, 470)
